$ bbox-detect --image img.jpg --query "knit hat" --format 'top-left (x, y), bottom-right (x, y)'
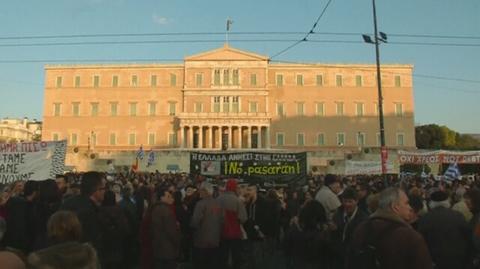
top-left (225, 179), bottom-right (238, 192)
top-left (430, 190), bottom-right (449, 202)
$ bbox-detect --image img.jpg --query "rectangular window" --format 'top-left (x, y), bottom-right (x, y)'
top-left (110, 102), bottom-right (118, 116)
top-left (250, 74), bottom-right (257, 86)
top-left (131, 75), bottom-right (138, 87)
top-left (91, 133), bottom-right (97, 146)
top-left (316, 102), bottom-right (325, 116)
top-left (276, 74), bottom-right (284, 86)
top-left (316, 75), bottom-right (323, 86)
top-left (397, 133), bottom-right (405, 146)
top-left (170, 74), bottom-right (177, 86)
top-left (223, 70), bottom-right (230, 85)
top-left (296, 74), bottom-right (304, 86)
top-left (317, 133), bottom-right (325, 146)
top-left (356, 75), bottom-right (363, 87)
top-left (72, 102), bottom-right (80, 116)
top-left (196, 74), bottom-right (203, 87)
top-left (93, 75), bottom-right (100, 88)
top-left (109, 133), bottom-right (116, 145)
top-left (214, 70), bottom-right (221, 85)
top-left (233, 70), bottom-right (239, 85)
top-left (129, 133), bottom-right (136, 146)
top-left (223, 97), bottom-right (230, 112)
top-left (194, 102), bottom-right (203, 113)
top-left (395, 103), bottom-right (404, 116)
top-left (357, 133), bottom-right (366, 146)
top-left (56, 76), bottom-right (63, 88)
top-left (151, 75), bottom-right (157, 87)
top-left (129, 103), bottom-right (137, 116)
top-left (213, 97), bottom-right (221, 112)
top-left (356, 102), bottom-right (364, 116)
top-left (249, 102), bottom-right (258, 113)
top-left (53, 103), bottom-right (61, 116)
top-left (169, 102), bottom-right (176, 116)
top-left (112, 75), bottom-right (119, 87)
top-left (148, 133), bottom-right (156, 146)
top-left (277, 103), bottom-right (285, 116)
top-left (149, 102), bottom-right (157, 116)
top-left (395, 75), bottom-right (401, 87)
top-left (52, 133), bottom-right (59, 141)
top-left (90, 103), bottom-right (99, 116)
top-left (297, 133), bottom-right (305, 146)
top-left (337, 133), bottom-right (345, 146)
top-left (276, 133), bottom-right (284, 146)
top-left (297, 102), bottom-right (305, 116)
top-left (336, 102), bottom-right (344, 116)
top-left (71, 133), bottom-right (78, 145)
top-left (336, 74), bottom-right (343, 87)
top-left (232, 96), bottom-right (239, 113)
top-left (74, 76), bottom-right (81, 88)
top-left (169, 133), bottom-right (177, 146)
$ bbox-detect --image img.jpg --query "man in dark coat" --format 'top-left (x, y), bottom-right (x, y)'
top-left (418, 190), bottom-right (472, 269)
top-left (348, 187), bottom-right (433, 269)
top-left (61, 171), bottom-right (106, 263)
top-left (332, 187), bottom-right (368, 269)
top-left (151, 186), bottom-right (180, 269)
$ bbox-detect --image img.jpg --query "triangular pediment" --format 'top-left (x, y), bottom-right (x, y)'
top-left (185, 44), bottom-right (269, 61)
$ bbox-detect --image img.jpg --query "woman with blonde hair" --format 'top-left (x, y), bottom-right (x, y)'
top-left (47, 210), bottom-right (82, 245)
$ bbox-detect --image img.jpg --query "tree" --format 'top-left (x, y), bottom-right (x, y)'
top-left (416, 124), bottom-right (480, 150)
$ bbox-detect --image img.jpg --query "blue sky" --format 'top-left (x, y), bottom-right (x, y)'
top-left (0, 0), bottom-right (479, 133)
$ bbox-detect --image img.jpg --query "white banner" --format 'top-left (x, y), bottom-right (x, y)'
top-left (345, 160), bottom-right (395, 175)
top-left (0, 140), bottom-right (67, 183)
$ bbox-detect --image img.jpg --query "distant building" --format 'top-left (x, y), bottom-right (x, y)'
top-left (42, 45), bottom-right (415, 172)
top-left (0, 117), bottom-right (42, 143)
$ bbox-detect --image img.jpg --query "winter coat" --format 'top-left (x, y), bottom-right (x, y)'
top-left (190, 196), bottom-right (224, 248)
top-left (151, 202), bottom-right (181, 260)
top-left (418, 206), bottom-right (473, 269)
top-left (217, 191), bottom-right (247, 240)
top-left (348, 208), bottom-right (433, 269)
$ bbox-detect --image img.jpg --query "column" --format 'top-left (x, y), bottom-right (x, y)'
top-left (247, 126), bottom-right (251, 149)
top-left (218, 126), bottom-right (222, 149)
top-left (266, 126), bottom-right (271, 148)
top-left (228, 126), bottom-right (232, 149)
top-left (199, 126), bottom-right (203, 149)
top-left (180, 126), bottom-right (185, 148)
top-left (208, 126), bottom-right (213, 149)
top-left (189, 126), bottom-right (194, 149)
top-left (258, 126), bottom-right (263, 149)
top-left (239, 126), bottom-right (243, 149)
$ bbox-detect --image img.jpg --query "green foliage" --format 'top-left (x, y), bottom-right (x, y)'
top-left (416, 124), bottom-right (480, 150)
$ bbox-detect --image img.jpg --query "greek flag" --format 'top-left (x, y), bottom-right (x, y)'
top-left (136, 145), bottom-right (144, 160)
top-left (444, 163), bottom-right (461, 180)
top-left (147, 150), bottom-right (155, 167)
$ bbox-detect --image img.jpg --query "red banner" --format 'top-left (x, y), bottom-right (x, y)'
top-left (398, 150), bottom-right (480, 164)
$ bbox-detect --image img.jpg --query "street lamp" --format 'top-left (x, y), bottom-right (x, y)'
top-left (363, 0), bottom-right (388, 178)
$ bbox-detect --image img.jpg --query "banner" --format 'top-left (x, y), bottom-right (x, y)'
top-left (345, 161), bottom-right (395, 175)
top-left (398, 150), bottom-right (480, 164)
top-left (190, 152), bottom-right (307, 185)
top-left (0, 140), bottom-right (67, 183)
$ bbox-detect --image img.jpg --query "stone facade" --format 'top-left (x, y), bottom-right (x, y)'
top-left (42, 45), bottom-right (415, 171)
top-left (0, 118), bottom-right (42, 143)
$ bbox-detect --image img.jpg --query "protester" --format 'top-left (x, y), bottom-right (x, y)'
top-left (0, 251), bottom-right (26, 269)
top-left (151, 186), bottom-right (180, 269)
top-left (217, 179), bottom-right (247, 269)
top-left (418, 189), bottom-right (472, 269)
top-left (348, 187), bottom-right (433, 269)
top-left (47, 210), bottom-right (82, 245)
top-left (315, 174), bottom-right (341, 221)
top-left (27, 242), bottom-right (99, 269)
top-left (190, 182), bottom-right (223, 269)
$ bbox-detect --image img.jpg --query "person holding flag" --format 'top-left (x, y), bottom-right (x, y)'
top-left (444, 162), bottom-right (461, 181)
top-left (147, 150), bottom-right (155, 167)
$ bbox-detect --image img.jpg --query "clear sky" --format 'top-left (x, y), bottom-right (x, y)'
top-left (0, 0), bottom-right (479, 133)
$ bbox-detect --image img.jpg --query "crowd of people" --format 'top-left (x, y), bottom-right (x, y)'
top-left (0, 170), bottom-right (480, 269)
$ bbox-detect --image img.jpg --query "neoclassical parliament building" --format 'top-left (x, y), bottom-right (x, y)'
top-left (42, 45), bottom-right (415, 158)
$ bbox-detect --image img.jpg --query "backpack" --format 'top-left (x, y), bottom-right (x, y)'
top-left (349, 219), bottom-right (402, 269)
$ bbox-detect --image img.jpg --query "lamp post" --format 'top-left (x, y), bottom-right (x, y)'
top-left (362, 0), bottom-right (388, 179)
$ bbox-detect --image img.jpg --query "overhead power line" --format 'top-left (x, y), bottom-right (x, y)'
top-left (270, 0), bottom-right (334, 59)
